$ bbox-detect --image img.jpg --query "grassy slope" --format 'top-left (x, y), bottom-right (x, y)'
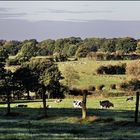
top-left (58, 59), bottom-right (132, 89)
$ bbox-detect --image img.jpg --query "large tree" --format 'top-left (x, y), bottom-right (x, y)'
top-left (14, 67), bottom-right (38, 100)
top-left (24, 58), bottom-right (63, 115)
top-left (0, 57), bottom-right (14, 115)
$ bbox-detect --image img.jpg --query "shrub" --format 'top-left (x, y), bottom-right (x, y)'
top-left (88, 86), bottom-right (96, 91)
top-left (6, 59), bottom-right (20, 66)
top-left (69, 87), bottom-right (83, 96)
top-left (119, 79), bottom-right (140, 91)
top-left (96, 65), bottom-right (106, 74)
top-left (110, 84), bottom-right (116, 90)
top-left (101, 92), bottom-right (125, 97)
top-left (69, 87), bottom-right (92, 96)
top-left (126, 60), bottom-right (140, 78)
top-left (97, 85), bottom-right (105, 91)
top-left (96, 63), bottom-right (126, 75)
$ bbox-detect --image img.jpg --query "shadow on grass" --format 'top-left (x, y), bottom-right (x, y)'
top-left (0, 99), bottom-right (54, 104)
top-left (0, 107), bottom-right (140, 139)
top-left (0, 107), bottom-right (137, 120)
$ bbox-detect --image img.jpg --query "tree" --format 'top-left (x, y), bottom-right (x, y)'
top-left (67, 44), bottom-right (79, 57)
top-left (15, 39), bottom-right (38, 63)
top-left (14, 67), bottom-right (38, 100)
top-left (116, 37), bottom-right (137, 53)
top-left (25, 58), bottom-right (63, 115)
top-left (75, 44), bottom-right (89, 58)
top-left (38, 39), bottom-right (55, 55)
top-left (63, 66), bottom-right (80, 87)
top-left (101, 39), bottom-right (116, 52)
top-left (54, 39), bottom-right (64, 54)
top-left (0, 47), bottom-right (9, 59)
top-left (136, 40), bottom-right (140, 53)
top-left (3, 40), bottom-right (21, 55)
top-left (0, 57), bottom-right (14, 115)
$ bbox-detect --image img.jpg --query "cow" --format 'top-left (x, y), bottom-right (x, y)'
top-left (16, 104), bottom-right (28, 108)
top-left (100, 100), bottom-right (114, 109)
top-left (126, 96), bottom-right (133, 101)
top-left (54, 99), bottom-right (62, 103)
top-left (73, 100), bottom-right (82, 108)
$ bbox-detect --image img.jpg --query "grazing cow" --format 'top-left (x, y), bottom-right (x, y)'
top-left (100, 100), bottom-right (114, 109)
top-left (126, 96), bottom-right (133, 101)
top-left (73, 100), bottom-right (82, 108)
top-left (54, 99), bottom-right (62, 103)
top-left (16, 104), bottom-right (27, 108)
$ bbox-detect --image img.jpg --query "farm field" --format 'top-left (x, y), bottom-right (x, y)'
top-left (0, 96), bottom-right (140, 140)
top-left (58, 59), bottom-right (132, 89)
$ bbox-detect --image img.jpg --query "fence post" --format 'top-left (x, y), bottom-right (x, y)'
top-left (82, 90), bottom-right (87, 119)
top-left (135, 91), bottom-right (139, 123)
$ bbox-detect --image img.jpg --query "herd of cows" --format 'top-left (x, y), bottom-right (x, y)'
top-left (15, 96), bottom-right (134, 109)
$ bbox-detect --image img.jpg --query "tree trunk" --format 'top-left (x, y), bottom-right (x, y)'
top-left (17, 92), bottom-right (20, 100)
top-left (42, 86), bottom-right (47, 116)
top-left (7, 92), bottom-right (11, 115)
top-left (82, 90), bottom-right (87, 119)
top-left (135, 91), bottom-right (139, 123)
top-left (27, 89), bottom-right (30, 100)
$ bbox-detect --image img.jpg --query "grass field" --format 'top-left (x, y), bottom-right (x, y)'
top-left (58, 59), bottom-right (132, 90)
top-left (2, 58), bottom-right (139, 139)
top-left (0, 96), bottom-right (140, 140)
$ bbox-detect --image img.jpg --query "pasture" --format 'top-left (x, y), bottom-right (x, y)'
top-left (0, 96), bottom-right (140, 140)
top-left (58, 59), bottom-right (132, 90)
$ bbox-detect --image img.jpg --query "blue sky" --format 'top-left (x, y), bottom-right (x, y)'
top-left (0, 1), bottom-right (140, 40)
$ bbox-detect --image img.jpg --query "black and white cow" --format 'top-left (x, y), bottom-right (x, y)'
top-left (126, 96), bottom-right (133, 101)
top-left (54, 99), bottom-right (62, 103)
top-left (73, 100), bottom-right (82, 108)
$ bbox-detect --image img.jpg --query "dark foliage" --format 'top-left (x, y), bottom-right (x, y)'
top-left (96, 63), bottom-right (126, 75)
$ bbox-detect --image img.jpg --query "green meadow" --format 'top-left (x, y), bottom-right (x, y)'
top-left (0, 97), bottom-right (140, 140)
top-left (58, 59), bottom-right (132, 89)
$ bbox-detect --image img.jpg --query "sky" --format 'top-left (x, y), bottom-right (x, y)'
top-left (0, 1), bottom-right (140, 40)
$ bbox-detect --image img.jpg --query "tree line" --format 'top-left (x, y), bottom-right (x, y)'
top-left (0, 37), bottom-right (140, 65)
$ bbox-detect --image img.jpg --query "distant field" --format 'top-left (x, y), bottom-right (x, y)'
top-left (58, 59), bottom-right (132, 90)
top-left (6, 59), bottom-right (133, 91)
top-left (0, 96), bottom-right (140, 140)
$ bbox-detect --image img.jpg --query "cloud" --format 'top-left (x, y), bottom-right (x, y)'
top-left (0, 7), bottom-right (9, 12)
top-left (0, 12), bottom-right (27, 19)
top-left (0, 7), bottom-right (26, 19)
top-left (40, 9), bottom-right (113, 14)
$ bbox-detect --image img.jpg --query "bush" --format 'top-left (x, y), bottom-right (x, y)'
top-left (110, 84), bottom-right (116, 90)
top-left (6, 59), bottom-right (20, 66)
top-left (101, 92), bottom-right (125, 97)
top-left (126, 60), bottom-right (140, 78)
top-left (97, 85), bottom-right (105, 91)
top-left (88, 86), bottom-right (96, 91)
top-left (96, 63), bottom-right (126, 75)
top-left (69, 87), bottom-right (92, 96)
top-left (69, 87), bottom-right (83, 96)
top-left (87, 52), bottom-right (140, 60)
top-left (119, 79), bottom-right (140, 91)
